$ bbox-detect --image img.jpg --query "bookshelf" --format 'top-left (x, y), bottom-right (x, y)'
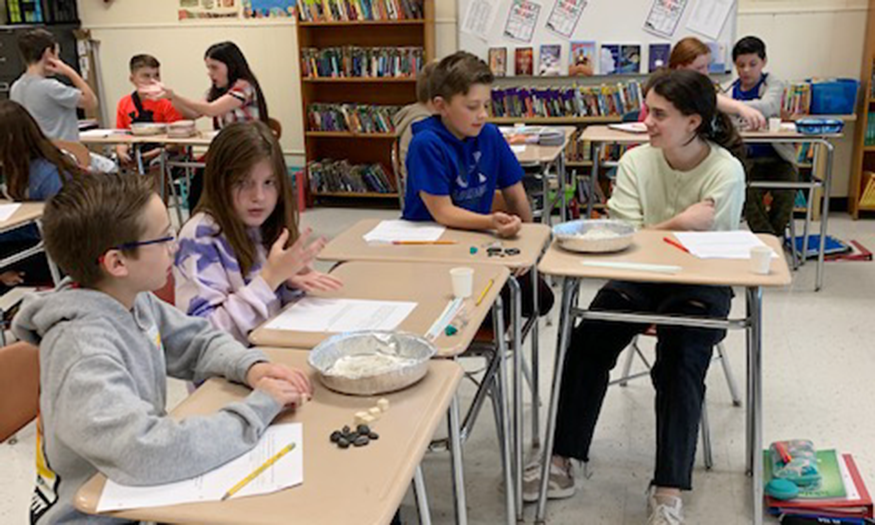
top-left (297, 0), bottom-right (434, 204)
top-left (849, 0), bottom-right (875, 218)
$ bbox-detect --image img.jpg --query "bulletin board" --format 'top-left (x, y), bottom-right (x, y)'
top-left (457, 0), bottom-right (738, 77)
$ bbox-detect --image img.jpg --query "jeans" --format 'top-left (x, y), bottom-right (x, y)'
top-left (744, 156), bottom-right (798, 237)
top-left (552, 280), bottom-right (732, 490)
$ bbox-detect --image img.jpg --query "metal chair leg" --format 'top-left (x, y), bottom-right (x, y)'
top-left (701, 398), bottom-right (713, 471)
top-left (716, 343), bottom-right (743, 407)
top-left (412, 465), bottom-right (432, 525)
top-left (618, 337), bottom-right (638, 387)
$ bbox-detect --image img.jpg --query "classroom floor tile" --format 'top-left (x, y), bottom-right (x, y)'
top-left (2, 210), bottom-right (873, 525)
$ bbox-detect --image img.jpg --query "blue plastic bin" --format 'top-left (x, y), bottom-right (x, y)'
top-left (810, 79), bottom-right (859, 115)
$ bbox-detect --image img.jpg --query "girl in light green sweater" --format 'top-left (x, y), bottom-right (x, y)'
top-left (524, 70), bottom-right (746, 525)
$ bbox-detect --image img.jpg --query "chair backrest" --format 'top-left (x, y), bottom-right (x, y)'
top-left (52, 140), bottom-right (91, 169)
top-left (268, 118), bottom-right (283, 140)
top-left (0, 342), bottom-right (40, 442)
top-left (391, 139), bottom-right (405, 212)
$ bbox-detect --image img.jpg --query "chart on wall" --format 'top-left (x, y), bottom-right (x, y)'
top-left (457, 0), bottom-right (737, 78)
top-left (178, 0), bottom-right (297, 21)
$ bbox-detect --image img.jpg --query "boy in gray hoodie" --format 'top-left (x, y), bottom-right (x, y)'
top-left (13, 172), bottom-right (313, 525)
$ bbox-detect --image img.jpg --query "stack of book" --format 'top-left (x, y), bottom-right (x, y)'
top-left (783, 82), bottom-right (813, 115)
top-left (860, 172), bottom-right (875, 208)
top-left (865, 113), bottom-right (875, 146)
top-left (490, 82), bottom-right (644, 120)
top-left (797, 143), bottom-right (816, 165)
top-left (307, 103), bottom-right (400, 134)
top-left (298, 0), bottom-right (423, 22)
top-left (308, 160), bottom-right (394, 194)
top-left (566, 131), bottom-right (590, 163)
top-left (301, 46), bottom-right (424, 78)
top-left (766, 450), bottom-right (873, 522)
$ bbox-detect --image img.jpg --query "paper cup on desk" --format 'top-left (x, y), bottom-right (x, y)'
top-left (750, 246), bottom-right (772, 275)
top-left (450, 267), bottom-right (474, 298)
top-left (768, 117), bottom-right (782, 133)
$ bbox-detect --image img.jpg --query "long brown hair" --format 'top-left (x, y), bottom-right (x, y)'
top-left (196, 121), bottom-right (298, 277)
top-left (669, 37), bottom-right (711, 69)
top-left (646, 70), bottom-right (745, 161)
top-left (0, 100), bottom-right (84, 201)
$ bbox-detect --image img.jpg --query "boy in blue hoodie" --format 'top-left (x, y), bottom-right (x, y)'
top-left (403, 51), bottom-right (553, 318)
top-left (403, 51), bottom-right (532, 236)
top-left (13, 172), bottom-right (312, 525)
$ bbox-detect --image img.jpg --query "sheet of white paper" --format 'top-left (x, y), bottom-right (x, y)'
top-left (838, 454), bottom-right (860, 502)
top-left (461, 0), bottom-right (498, 41)
top-left (643, 0), bottom-right (689, 38)
top-left (0, 203), bottom-right (22, 223)
top-left (97, 423), bottom-right (303, 512)
top-left (362, 220), bottom-right (446, 243)
top-left (503, 0), bottom-right (542, 43)
top-left (608, 123), bottom-right (648, 134)
top-left (80, 129), bottom-right (129, 138)
top-left (686, 0), bottom-right (735, 41)
top-left (545, 0), bottom-right (587, 39)
top-left (265, 298), bottom-right (417, 333)
top-left (511, 145), bottom-right (527, 153)
top-left (674, 231), bottom-right (777, 259)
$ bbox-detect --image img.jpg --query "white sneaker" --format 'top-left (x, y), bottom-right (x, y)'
top-left (521, 458), bottom-right (577, 503)
top-left (646, 486), bottom-right (684, 525)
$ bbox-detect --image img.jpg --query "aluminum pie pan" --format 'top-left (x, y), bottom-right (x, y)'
top-left (553, 219), bottom-right (635, 253)
top-left (308, 331), bottom-right (437, 396)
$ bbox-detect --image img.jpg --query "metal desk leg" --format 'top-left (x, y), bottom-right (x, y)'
top-left (159, 149), bottom-right (167, 204)
top-left (747, 287), bottom-right (764, 525)
top-left (492, 296), bottom-right (517, 525)
top-left (448, 391), bottom-right (468, 525)
top-left (531, 266), bottom-right (541, 449)
top-left (507, 277), bottom-right (524, 519)
top-left (536, 277), bottom-right (578, 524)
top-left (588, 144), bottom-right (602, 219)
top-left (816, 142), bottom-right (834, 291)
top-left (558, 153), bottom-right (567, 223)
top-left (413, 465), bottom-right (432, 525)
top-left (35, 220), bottom-right (61, 286)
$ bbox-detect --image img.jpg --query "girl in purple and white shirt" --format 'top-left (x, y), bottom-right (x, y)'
top-left (174, 121), bottom-right (342, 345)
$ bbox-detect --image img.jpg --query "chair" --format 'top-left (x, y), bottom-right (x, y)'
top-left (53, 140), bottom-right (91, 169)
top-left (610, 329), bottom-right (743, 470)
top-left (0, 342), bottom-right (39, 444)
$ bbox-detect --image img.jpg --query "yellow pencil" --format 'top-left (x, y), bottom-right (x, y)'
top-left (221, 442), bottom-right (296, 501)
top-left (392, 240), bottom-right (458, 245)
top-left (475, 278), bottom-right (495, 306)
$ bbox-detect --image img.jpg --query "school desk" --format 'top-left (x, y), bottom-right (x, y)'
top-left (579, 125), bottom-right (840, 291)
top-left (505, 126), bottom-right (576, 225)
top-left (534, 230), bottom-right (792, 525)
top-left (249, 260), bottom-right (515, 523)
top-left (0, 201), bottom-right (61, 285)
top-left (318, 219), bottom-right (551, 519)
top-left (74, 348), bottom-right (463, 525)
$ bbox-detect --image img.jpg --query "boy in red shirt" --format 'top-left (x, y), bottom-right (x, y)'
top-left (115, 54), bottom-right (182, 166)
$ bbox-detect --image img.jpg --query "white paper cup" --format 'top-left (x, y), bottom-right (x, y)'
top-left (768, 117), bottom-right (782, 133)
top-left (750, 246), bottom-right (772, 275)
top-left (450, 267), bottom-right (474, 298)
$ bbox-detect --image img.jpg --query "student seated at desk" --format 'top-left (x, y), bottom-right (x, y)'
top-left (145, 41), bottom-right (270, 211)
top-left (12, 172), bottom-right (312, 525)
top-left (115, 54), bottom-right (183, 167)
top-left (638, 37), bottom-right (766, 131)
top-left (728, 36), bottom-right (797, 237)
top-left (524, 70), bottom-right (745, 525)
top-left (0, 100), bottom-right (85, 290)
top-left (174, 122), bottom-right (341, 346)
top-left (403, 51), bottom-right (553, 318)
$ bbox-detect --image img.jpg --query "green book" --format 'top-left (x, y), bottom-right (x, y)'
top-left (764, 449), bottom-right (846, 499)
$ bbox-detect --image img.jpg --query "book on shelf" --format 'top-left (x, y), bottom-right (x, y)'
top-left (648, 43), bottom-right (670, 73)
top-left (538, 44), bottom-right (562, 76)
top-left (298, 0), bottom-right (423, 22)
top-left (489, 81), bottom-right (643, 120)
top-left (489, 47), bottom-right (507, 77)
top-left (515, 47), bottom-right (534, 76)
top-left (797, 143), bottom-right (816, 164)
top-left (570, 41), bottom-right (596, 76)
top-left (867, 113), bottom-right (875, 146)
top-left (783, 82), bottom-right (813, 115)
top-left (301, 46), bottom-right (423, 78)
top-left (307, 103), bottom-right (401, 134)
top-left (309, 159), bottom-right (395, 194)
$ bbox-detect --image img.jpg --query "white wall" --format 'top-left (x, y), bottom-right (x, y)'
top-left (79, 0), bottom-right (868, 196)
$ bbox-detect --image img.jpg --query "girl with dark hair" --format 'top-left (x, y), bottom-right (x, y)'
top-left (150, 41), bottom-right (268, 128)
top-left (0, 100), bottom-right (84, 288)
top-left (523, 70), bottom-right (746, 525)
top-left (174, 122), bottom-right (340, 345)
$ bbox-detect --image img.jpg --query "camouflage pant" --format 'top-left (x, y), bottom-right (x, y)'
top-left (743, 156), bottom-right (797, 236)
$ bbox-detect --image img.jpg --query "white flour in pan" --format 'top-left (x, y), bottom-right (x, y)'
top-left (576, 228), bottom-right (621, 240)
top-left (326, 354), bottom-right (417, 379)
